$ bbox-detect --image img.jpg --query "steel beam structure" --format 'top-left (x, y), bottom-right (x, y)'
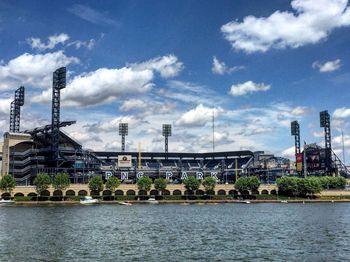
top-left (162, 124), bottom-right (172, 156)
top-left (320, 110), bottom-right (332, 174)
top-left (51, 67), bottom-right (66, 171)
top-left (119, 123), bottom-right (128, 152)
top-left (9, 86), bottom-right (25, 133)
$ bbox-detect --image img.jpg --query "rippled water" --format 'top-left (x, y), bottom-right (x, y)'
top-left (1, 203), bottom-right (350, 261)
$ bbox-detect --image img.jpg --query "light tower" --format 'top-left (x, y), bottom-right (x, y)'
top-left (9, 86), bottom-right (25, 133)
top-left (162, 124), bottom-right (172, 155)
top-left (119, 123), bottom-right (128, 152)
top-left (51, 67), bottom-right (66, 171)
top-left (320, 110), bottom-right (332, 175)
top-left (291, 121), bottom-right (301, 156)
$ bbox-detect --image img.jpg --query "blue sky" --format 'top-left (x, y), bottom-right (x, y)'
top-left (1, 0), bottom-right (350, 161)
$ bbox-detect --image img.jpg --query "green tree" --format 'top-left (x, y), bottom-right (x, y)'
top-left (276, 176), bottom-right (299, 197)
top-left (202, 176), bottom-right (217, 193)
top-left (53, 173), bottom-right (70, 192)
top-left (183, 176), bottom-right (201, 194)
top-left (137, 176), bottom-right (152, 192)
top-left (0, 175), bottom-right (16, 196)
top-left (297, 177), bottom-right (321, 197)
top-left (154, 178), bottom-right (167, 195)
top-left (105, 176), bottom-right (121, 197)
top-left (235, 176), bottom-right (260, 195)
top-left (33, 173), bottom-right (51, 197)
top-left (88, 176), bottom-right (104, 196)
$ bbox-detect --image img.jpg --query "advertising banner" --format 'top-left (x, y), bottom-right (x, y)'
top-left (118, 155), bottom-right (132, 168)
top-left (296, 153), bottom-right (303, 172)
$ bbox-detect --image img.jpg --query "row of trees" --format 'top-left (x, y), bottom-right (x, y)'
top-left (88, 176), bottom-right (219, 196)
top-left (277, 176), bottom-right (347, 197)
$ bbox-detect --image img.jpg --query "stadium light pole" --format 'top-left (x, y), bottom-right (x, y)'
top-left (119, 123), bottom-right (128, 152)
top-left (291, 120), bottom-right (301, 174)
top-left (162, 124), bottom-right (172, 157)
top-left (52, 67), bottom-right (66, 174)
top-left (320, 110), bottom-right (332, 175)
top-left (9, 86), bottom-right (25, 133)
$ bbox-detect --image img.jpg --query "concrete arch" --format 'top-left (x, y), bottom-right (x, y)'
top-left (241, 190), bottom-right (250, 196)
top-left (261, 189), bottom-right (269, 195)
top-left (41, 190), bottom-right (50, 196)
top-left (196, 190), bottom-right (205, 195)
top-left (206, 190), bottom-right (215, 196)
top-left (217, 189), bottom-right (226, 195)
top-left (14, 192), bottom-right (24, 197)
top-left (228, 190), bottom-right (238, 195)
top-left (126, 190), bottom-right (136, 196)
top-left (53, 190), bottom-right (63, 196)
top-left (173, 189), bottom-right (182, 196)
top-left (163, 190), bottom-right (170, 195)
top-left (90, 190), bottom-right (100, 196)
top-left (27, 192), bottom-right (37, 197)
top-left (78, 190), bottom-right (88, 196)
top-left (150, 189), bottom-right (159, 196)
top-left (1, 192), bottom-right (11, 199)
top-left (138, 190), bottom-right (147, 196)
top-left (271, 189), bottom-right (277, 195)
top-left (252, 189), bottom-right (259, 195)
top-left (103, 190), bottom-right (112, 196)
top-left (115, 190), bottom-right (124, 196)
top-left (65, 190), bottom-right (75, 196)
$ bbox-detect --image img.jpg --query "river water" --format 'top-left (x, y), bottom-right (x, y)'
top-left (0, 203), bottom-right (350, 261)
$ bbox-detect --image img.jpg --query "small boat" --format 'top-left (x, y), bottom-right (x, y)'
top-left (119, 201), bottom-right (132, 206)
top-left (281, 200), bottom-right (288, 203)
top-left (80, 196), bottom-right (99, 205)
top-left (145, 197), bottom-right (159, 204)
top-left (0, 199), bottom-right (15, 206)
top-left (239, 200), bottom-right (251, 204)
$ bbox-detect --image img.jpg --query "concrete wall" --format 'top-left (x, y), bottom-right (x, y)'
top-left (1, 184), bottom-right (278, 197)
top-left (1, 132), bottom-right (32, 177)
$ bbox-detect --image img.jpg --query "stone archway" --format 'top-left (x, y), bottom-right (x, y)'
top-left (78, 190), bottom-right (88, 196)
top-left (217, 190), bottom-right (226, 195)
top-left (115, 190), bottom-right (124, 196)
top-left (196, 190), bottom-right (205, 195)
top-left (261, 189), bottom-right (269, 195)
top-left (173, 189), bottom-right (182, 196)
top-left (126, 190), bottom-right (136, 195)
top-left (65, 190), bottom-right (75, 196)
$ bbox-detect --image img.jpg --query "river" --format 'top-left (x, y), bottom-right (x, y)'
top-left (0, 203), bottom-right (350, 261)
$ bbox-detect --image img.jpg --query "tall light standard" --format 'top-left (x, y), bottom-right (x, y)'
top-left (119, 123), bottom-right (128, 152)
top-left (162, 124), bottom-right (172, 157)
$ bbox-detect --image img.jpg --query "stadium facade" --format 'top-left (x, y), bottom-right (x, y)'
top-left (0, 67), bottom-right (348, 185)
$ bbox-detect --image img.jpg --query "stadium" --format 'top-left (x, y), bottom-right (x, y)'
top-left (0, 67), bottom-right (349, 190)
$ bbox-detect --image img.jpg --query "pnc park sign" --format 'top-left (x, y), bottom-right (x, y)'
top-left (115, 171), bottom-right (219, 180)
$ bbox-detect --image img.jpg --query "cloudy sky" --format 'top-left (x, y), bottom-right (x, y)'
top-left (1, 0), bottom-right (350, 161)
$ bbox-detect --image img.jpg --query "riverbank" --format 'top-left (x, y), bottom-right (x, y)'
top-left (7, 198), bottom-right (350, 206)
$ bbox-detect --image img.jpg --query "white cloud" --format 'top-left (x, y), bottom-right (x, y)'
top-left (69, 131), bottom-right (102, 143)
top-left (0, 51), bottom-right (79, 90)
top-left (313, 131), bottom-right (324, 138)
top-left (312, 59), bottom-right (341, 72)
top-left (68, 39), bottom-right (96, 50)
top-left (291, 106), bottom-right (308, 116)
top-left (221, 0), bottom-right (350, 53)
top-left (86, 115), bottom-right (141, 133)
top-left (281, 146), bottom-right (296, 159)
top-left (129, 55), bottom-right (184, 78)
top-left (333, 107), bottom-right (350, 118)
top-left (211, 56), bottom-right (244, 75)
top-left (32, 55), bottom-right (183, 107)
top-left (0, 98), bottom-right (12, 115)
top-left (27, 33), bottom-right (70, 51)
top-left (120, 99), bottom-right (148, 112)
top-left (175, 104), bottom-right (223, 127)
top-left (229, 81), bottom-right (270, 96)
top-left (68, 4), bottom-right (119, 26)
